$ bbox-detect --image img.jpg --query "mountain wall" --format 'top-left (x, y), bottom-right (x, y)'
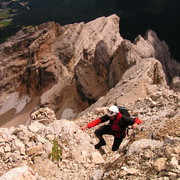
top-left (0, 14), bottom-right (179, 128)
top-left (0, 14), bottom-right (179, 180)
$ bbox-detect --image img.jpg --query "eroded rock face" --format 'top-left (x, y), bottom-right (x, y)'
top-left (0, 15), bottom-right (123, 124)
top-left (0, 12), bottom-right (179, 177)
top-left (0, 14), bottom-right (179, 127)
top-left (0, 22), bottom-right (61, 113)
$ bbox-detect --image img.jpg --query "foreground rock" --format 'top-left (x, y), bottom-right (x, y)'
top-left (0, 166), bottom-right (38, 180)
top-left (0, 118), bottom-right (104, 179)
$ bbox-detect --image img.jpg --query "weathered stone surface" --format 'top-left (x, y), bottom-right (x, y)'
top-left (28, 121), bottom-right (46, 133)
top-left (0, 14), bottom-right (179, 180)
top-left (170, 76), bottom-right (180, 92)
top-left (30, 107), bottom-right (57, 125)
top-left (92, 169), bottom-right (103, 180)
top-left (0, 166), bottom-right (37, 180)
top-left (154, 158), bottom-right (167, 172)
top-left (26, 145), bottom-right (43, 156)
top-left (0, 14), bottom-right (179, 128)
top-left (91, 152), bottom-right (105, 164)
top-left (0, 97), bottom-right (179, 179)
top-left (127, 139), bottom-right (164, 155)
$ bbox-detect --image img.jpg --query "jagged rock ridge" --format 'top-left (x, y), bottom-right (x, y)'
top-left (0, 14), bottom-right (179, 128)
top-left (0, 14), bottom-right (179, 179)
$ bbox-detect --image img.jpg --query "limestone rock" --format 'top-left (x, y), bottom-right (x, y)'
top-left (1, 14), bottom-right (179, 127)
top-left (92, 169), bottom-right (103, 180)
top-left (127, 139), bottom-right (164, 155)
top-left (0, 166), bottom-right (38, 180)
top-left (153, 158), bottom-right (167, 172)
top-left (28, 121), bottom-right (46, 133)
top-left (91, 152), bottom-right (105, 164)
top-left (30, 107), bottom-right (57, 125)
top-left (170, 76), bottom-right (180, 92)
top-left (26, 145), bottom-right (43, 156)
top-left (0, 14), bottom-right (179, 180)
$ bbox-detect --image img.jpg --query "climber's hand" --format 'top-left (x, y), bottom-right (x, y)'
top-left (132, 123), bottom-right (138, 129)
top-left (80, 125), bottom-right (88, 130)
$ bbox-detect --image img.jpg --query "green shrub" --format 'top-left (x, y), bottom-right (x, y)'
top-left (48, 139), bottom-right (62, 162)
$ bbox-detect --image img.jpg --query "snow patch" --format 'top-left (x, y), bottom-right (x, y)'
top-left (0, 92), bottom-right (31, 115)
top-left (61, 108), bottom-right (75, 119)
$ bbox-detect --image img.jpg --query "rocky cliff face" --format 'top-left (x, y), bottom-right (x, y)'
top-left (0, 14), bottom-right (179, 128)
top-left (0, 15), bottom-right (123, 127)
top-left (0, 14), bottom-right (180, 180)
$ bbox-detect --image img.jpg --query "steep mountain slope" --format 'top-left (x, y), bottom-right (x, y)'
top-left (0, 90), bottom-right (179, 179)
top-left (0, 14), bottom-right (179, 179)
top-left (0, 15), bottom-right (122, 127)
top-left (0, 14), bottom-right (179, 128)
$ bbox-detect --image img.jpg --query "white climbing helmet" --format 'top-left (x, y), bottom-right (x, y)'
top-left (107, 105), bottom-right (119, 116)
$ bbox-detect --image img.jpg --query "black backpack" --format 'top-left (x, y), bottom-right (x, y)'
top-left (115, 105), bottom-right (132, 135)
top-left (115, 105), bottom-right (131, 117)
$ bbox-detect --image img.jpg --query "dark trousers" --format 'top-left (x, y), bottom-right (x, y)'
top-left (94, 125), bottom-right (124, 151)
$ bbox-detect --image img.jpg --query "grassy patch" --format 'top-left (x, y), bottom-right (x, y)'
top-left (22, 25), bottom-right (35, 34)
top-left (0, 20), bottom-right (12, 27)
top-left (48, 139), bottom-right (62, 162)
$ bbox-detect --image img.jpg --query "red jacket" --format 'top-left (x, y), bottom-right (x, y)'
top-left (87, 112), bottom-right (142, 138)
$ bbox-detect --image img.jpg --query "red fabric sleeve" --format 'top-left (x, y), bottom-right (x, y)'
top-left (134, 117), bottom-right (142, 124)
top-left (87, 118), bottom-right (101, 128)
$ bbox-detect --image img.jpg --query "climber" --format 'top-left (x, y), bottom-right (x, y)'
top-left (81, 105), bottom-right (142, 151)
